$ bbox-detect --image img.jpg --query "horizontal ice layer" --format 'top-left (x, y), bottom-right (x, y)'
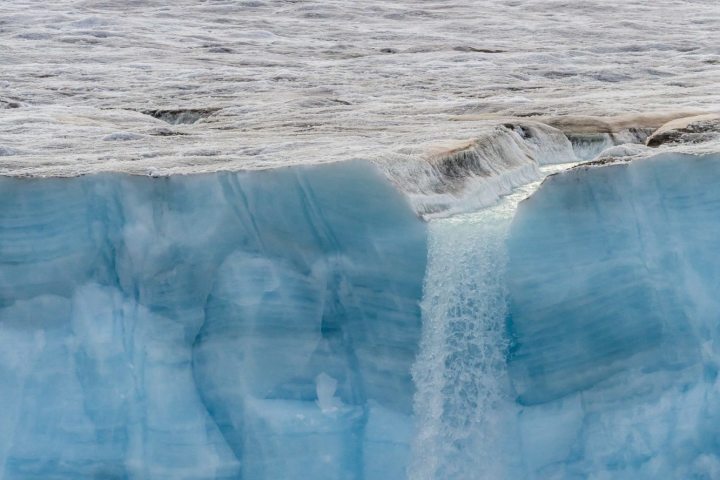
top-left (0, 161), bottom-right (426, 479)
top-left (506, 153), bottom-right (720, 478)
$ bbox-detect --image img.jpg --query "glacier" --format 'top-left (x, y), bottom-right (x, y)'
top-left (0, 0), bottom-right (720, 480)
top-left (2, 0), bottom-right (719, 175)
top-left (505, 153), bottom-right (720, 479)
top-left (407, 151), bottom-right (720, 479)
top-left (0, 161), bottom-right (426, 479)
top-left (2, 0), bottom-right (720, 477)
top-left (3, 129), bottom-right (720, 479)
top-left (5, 147), bottom-right (720, 479)
top-left (0, 112), bottom-right (720, 480)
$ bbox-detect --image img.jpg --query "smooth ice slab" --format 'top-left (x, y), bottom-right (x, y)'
top-left (0, 161), bottom-right (426, 479)
top-left (506, 153), bottom-right (720, 479)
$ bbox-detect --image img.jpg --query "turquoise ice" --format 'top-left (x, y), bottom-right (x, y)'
top-left (0, 161), bottom-right (426, 479)
top-left (506, 154), bottom-right (720, 479)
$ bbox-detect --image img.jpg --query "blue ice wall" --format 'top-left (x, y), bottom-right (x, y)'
top-left (507, 154), bottom-right (720, 479)
top-left (0, 161), bottom-right (426, 479)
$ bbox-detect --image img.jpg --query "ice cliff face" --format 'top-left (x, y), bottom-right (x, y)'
top-left (0, 161), bottom-right (426, 479)
top-left (506, 153), bottom-right (720, 478)
top-left (3, 113), bottom-right (720, 480)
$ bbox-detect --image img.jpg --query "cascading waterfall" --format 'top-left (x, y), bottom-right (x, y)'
top-left (409, 210), bottom-right (515, 479)
top-left (410, 165), bottom-right (575, 479)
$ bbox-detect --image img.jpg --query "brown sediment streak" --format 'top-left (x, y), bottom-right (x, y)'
top-left (450, 111), bottom-right (719, 134)
top-left (646, 113), bottom-right (720, 147)
top-left (425, 139), bottom-right (480, 160)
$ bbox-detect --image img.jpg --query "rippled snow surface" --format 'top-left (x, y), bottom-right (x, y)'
top-left (1, 0), bottom-right (719, 176)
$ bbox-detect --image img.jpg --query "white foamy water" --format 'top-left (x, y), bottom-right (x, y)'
top-left (410, 163), bottom-right (575, 479)
top-left (1, 0), bottom-right (719, 177)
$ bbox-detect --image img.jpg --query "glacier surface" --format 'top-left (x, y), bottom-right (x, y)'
top-left (0, 161), bottom-right (426, 479)
top-left (1, 0), bottom-right (719, 175)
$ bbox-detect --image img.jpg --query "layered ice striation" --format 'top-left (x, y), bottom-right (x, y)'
top-left (507, 153), bottom-right (720, 479)
top-left (0, 161), bottom-right (426, 479)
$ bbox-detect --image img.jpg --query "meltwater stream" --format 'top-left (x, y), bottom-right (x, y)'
top-left (411, 164), bottom-right (575, 479)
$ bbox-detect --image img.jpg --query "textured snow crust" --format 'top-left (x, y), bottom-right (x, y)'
top-left (1, 0), bottom-right (719, 177)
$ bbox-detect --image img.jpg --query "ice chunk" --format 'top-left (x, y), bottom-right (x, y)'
top-left (316, 373), bottom-right (344, 414)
